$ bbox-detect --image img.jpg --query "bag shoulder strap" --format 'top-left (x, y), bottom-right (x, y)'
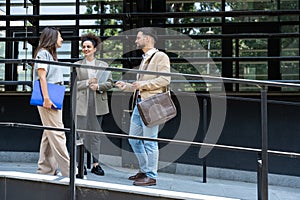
top-left (131, 52), bottom-right (158, 110)
top-left (143, 51), bottom-right (157, 71)
top-left (146, 51), bottom-right (169, 93)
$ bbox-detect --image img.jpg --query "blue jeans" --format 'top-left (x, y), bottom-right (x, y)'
top-left (128, 102), bottom-right (159, 179)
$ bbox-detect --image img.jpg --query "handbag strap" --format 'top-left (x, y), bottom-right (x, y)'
top-left (130, 52), bottom-right (158, 110)
top-left (138, 52), bottom-right (157, 81)
top-left (142, 51), bottom-right (157, 71)
top-left (143, 51), bottom-right (169, 93)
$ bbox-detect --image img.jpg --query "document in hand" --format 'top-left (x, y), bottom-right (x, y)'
top-left (97, 70), bottom-right (111, 83)
top-left (30, 80), bottom-right (66, 110)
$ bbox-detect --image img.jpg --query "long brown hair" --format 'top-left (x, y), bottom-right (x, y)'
top-left (34, 27), bottom-right (61, 61)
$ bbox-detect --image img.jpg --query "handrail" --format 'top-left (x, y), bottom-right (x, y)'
top-left (1, 79), bottom-right (300, 108)
top-left (1, 10), bottom-right (300, 21)
top-left (1, 33), bottom-right (300, 41)
top-left (1, 80), bottom-right (300, 108)
top-left (2, 56), bottom-right (300, 65)
top-left (1, 80), bottom-right (300, 86)
top-left (1, 58), bottom-right (300, 89)
top-left (0, 122), bottom-right (299, 159)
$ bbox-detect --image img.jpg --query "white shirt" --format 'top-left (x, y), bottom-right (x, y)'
top-left (86, 59), bottom-right (97, 78)
top-left (140, 48), bottom-right (157, 67)
top-left (86, 59), bottom-right (97, 86)
top-left (137, 48), bottom-right (158, 81)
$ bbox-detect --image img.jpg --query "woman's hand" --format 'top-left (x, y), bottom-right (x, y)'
top-left (38, 68), bottom-right (57, 109)
top-left (89, 83), bottom-right (99, 91)
top-left (43, 97), bottom-right (56, 109)
top-left (88, 77), bottom-right (97, 85)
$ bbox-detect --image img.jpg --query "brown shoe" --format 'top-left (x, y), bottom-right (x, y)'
top-left (128, 172), bottom-right (147, 180)
top-left (133, 177), bottom-right (156, 186)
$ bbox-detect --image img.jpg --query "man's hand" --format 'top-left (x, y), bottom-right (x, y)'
top-left (132, 81), bottom-right (141, 90)
top-left (115, 81), bottom-right (127, 90)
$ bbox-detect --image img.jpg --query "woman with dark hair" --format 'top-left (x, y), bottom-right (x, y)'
top-left (33, 27), bottom-right (70, 177)
top-left (75, 33), bottom-right (113, 176)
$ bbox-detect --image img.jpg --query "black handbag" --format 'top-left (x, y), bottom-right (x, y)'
top-left (137, 91), bottom-right (177, 127)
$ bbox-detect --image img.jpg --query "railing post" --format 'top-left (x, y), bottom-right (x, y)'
top-left (258, 87), bottom-right (268, 200)
top-left (77, 140), bottom-right (84, 178)
top-left (257, 152), bottom-right (262, 200)
top-left (87, 152), bottom-right (91, 169)
top-left (69, 67), bottom-right (77, 200)
top-left (202, 98), bottom-right (207, 183)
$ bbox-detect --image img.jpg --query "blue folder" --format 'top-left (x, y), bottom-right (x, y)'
top-left (30, 80), bottom-right (65, 110)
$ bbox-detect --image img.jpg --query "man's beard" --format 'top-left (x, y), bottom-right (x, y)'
top-left (136, 43), bottom-right (144, 49)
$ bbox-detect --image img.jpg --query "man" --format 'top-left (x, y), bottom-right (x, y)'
top-left (116, 27), bottom-right (171, 186)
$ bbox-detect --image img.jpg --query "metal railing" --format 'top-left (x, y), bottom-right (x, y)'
top-left (0, 58), bottom-right (300, 200)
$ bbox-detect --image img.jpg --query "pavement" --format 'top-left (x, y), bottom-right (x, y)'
top-left (0, 161), bottom-right (300, 200)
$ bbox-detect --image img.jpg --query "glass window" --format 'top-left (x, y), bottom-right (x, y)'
top-left (0, 9), bottom-right (5, 91)
top-left (15, 39), bottom-right (33, 92)
top-left (280, 25), bottom-right (299, 91)
top-left (0, 0), bottom-right (299, 92)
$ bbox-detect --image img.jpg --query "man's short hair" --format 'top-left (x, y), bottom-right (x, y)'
top-left (137, 27), bottom-right (158, 43)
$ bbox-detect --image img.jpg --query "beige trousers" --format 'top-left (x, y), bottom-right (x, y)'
top-left (36, 106), bottom-right (70, 177)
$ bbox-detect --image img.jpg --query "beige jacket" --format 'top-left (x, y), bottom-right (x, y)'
top-left (75, 59), bottom-right (113, 116)
top-left (123, 49), bottom-right (171, 100)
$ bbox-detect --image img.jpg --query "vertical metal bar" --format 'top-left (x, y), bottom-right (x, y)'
top-left (77, 144), bottom-right (84, 178)
top-left (235, 38), bottom-right (240, 92)
top-left (74, 0), bottom-right (82, 180)
top-left (299, 0), bottom-right (300, 79)
top-left (69, 68), bottom-right (77, 200)
top-left (260, 88), bottom-right (268, 200)
top-left (257, 152), bottom-right (262, 200)
top-left (23, 0), bottom-right (28, 92)
top-left (87, 152), bottom-right (91, 169)
top-left (202, 98), bottom-right (207, 183)
top-left (5, 0), bottom-right (13, 91)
